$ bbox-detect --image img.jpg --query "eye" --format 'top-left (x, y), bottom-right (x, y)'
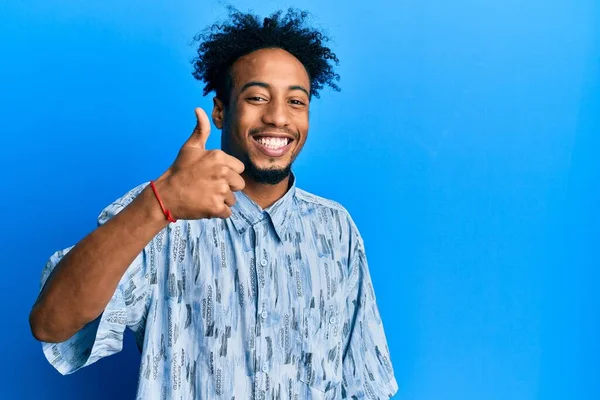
top-left (289, 99), bottom-right (306, 106)
top-left (247, 96), bottom-right (267, 102)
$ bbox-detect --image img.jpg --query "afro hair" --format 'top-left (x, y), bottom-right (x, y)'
top-left (191, 7), bottom-right (340, 105)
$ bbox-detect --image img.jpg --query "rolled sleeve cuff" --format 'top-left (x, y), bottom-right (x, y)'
top-left (41, 290), bottom-right (127, 375)
top-left (378, 375), bottom-right (399, 399)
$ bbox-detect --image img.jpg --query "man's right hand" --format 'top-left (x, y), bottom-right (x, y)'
top-left (153, 108), bottom-right (246, 220)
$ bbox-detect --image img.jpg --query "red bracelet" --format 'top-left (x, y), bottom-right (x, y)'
top-left (150, 181), bottom-right (177, 223)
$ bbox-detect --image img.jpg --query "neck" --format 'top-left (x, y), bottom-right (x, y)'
top-left (241, 173), bottom-right (291, 210)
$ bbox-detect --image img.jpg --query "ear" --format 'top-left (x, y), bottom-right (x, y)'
top-left (212, 97), bottom-right (225, 129)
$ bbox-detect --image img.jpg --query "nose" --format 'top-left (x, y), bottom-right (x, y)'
top-left (261, 98), bottom-right (291, 127)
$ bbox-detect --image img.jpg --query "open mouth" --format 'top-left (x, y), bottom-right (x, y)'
top-left (251, 136), bottom-right (294, 157)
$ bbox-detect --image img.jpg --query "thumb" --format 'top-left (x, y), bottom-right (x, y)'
top-left (187, 107), bottom-right (211, 148)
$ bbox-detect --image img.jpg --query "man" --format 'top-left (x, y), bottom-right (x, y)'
top-left (30, 8), bottom-right (398, 399)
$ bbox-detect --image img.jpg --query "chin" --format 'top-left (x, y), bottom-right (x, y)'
top-left (250, 154), bottom-right (290, 168)
top-left (245, 158), bottom-right (292, 185)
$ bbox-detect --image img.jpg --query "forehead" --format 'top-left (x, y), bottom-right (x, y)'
top-left (230, 48), bottom-right (310, 90)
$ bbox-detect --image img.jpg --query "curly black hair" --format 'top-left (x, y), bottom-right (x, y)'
top-left (191, 7), bottom-right (340, 105)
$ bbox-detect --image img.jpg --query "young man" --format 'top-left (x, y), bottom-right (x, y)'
top-left (30, 8), bottom-right (398, 399)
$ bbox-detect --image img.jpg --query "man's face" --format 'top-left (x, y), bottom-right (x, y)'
top-left (213, 48), bottom-right (310, 185)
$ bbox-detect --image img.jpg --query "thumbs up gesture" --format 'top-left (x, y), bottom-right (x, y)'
top-left (153, 108), bottom-right (246, 220)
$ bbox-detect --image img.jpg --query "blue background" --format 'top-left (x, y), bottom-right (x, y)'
top-left (1, 0), bottom-right (598, 399)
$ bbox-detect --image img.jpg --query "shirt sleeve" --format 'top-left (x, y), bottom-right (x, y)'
top-left (40, 182), bottom-right (152, 375)
top-left (341, 224), bottom-right (399, 399)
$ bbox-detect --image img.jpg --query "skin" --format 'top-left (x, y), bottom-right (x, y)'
top-left (29, 47), bottom-right (311, 343)
top-left (213, 47), bottom-right (311, 209)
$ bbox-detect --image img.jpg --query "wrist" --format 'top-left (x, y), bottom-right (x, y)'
top-left (151, 172), bottom-right (178, 222)
top-left (138, 182), bottom-right (173, 227)
top-left (150, 181), bottom-right (177, 223)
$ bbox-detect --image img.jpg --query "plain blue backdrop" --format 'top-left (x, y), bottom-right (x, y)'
top-left (1, 0), bottom-right (598, 399)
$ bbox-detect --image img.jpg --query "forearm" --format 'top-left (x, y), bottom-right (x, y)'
top-left (30, 184), bottom-right (169, 343)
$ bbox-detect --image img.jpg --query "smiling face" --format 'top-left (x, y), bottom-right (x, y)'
top-left (212, 48), bottom-right (310, 185)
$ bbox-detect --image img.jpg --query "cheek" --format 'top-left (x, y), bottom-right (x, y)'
top-left (299, 119), bottom-right (309, 141)
top-left (294, 132), bottom-right (308, 154)
top-left (237, 110), bottom-right (263, 137)
top-left (293, 114), bottom-right (309, 138)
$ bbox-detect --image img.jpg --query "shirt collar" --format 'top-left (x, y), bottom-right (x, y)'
top-left (229, 172), bottom-right (297, 241)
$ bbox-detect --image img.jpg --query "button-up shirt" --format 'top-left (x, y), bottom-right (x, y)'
top-left (39, 173), bottom-right (398, 399)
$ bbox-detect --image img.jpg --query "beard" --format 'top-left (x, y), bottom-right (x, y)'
top-left (220, 121), bottom-right (298, 185)
top-left (241, 153), bottom-right (292, 185)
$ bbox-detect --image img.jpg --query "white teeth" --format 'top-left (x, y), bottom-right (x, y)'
top-left (256, 137), bottom-right (290, 149)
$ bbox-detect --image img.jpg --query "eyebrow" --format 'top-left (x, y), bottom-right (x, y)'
top-left (240, 81), bottom-right (310, 97)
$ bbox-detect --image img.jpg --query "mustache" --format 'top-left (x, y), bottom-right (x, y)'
top-left (249, 126), bottom-right (299, 139)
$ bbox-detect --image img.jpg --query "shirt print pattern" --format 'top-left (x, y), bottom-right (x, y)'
top-left (39, 173), bottom-right (398, 399)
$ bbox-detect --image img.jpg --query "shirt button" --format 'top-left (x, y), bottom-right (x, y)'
top-left (261, 310), bottom-right (268, 319)
top-left (261, 365), bottom-right (268, 373)
top-left (329, 316), bottom-right (337, 324)
top-left (260, 259), bottom-right (268, 267)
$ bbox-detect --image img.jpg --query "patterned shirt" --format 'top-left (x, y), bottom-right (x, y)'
top-left (39, 173), bottom-right (398, 399)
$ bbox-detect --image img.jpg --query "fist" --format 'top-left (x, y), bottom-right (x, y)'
top-left (153, 108), bottom-right (245, 220)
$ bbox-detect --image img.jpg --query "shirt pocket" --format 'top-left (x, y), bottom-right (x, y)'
top-left (297, 302), bottom-right (343, 393)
